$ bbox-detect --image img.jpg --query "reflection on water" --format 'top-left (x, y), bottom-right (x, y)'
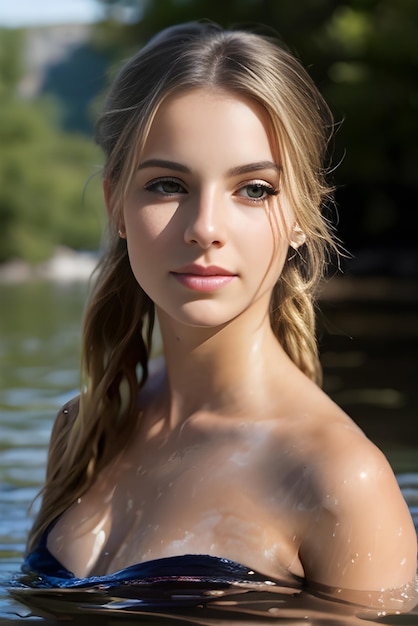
top-left (0, 281), bottom-right (417, 624)
top-left (0, 282), bottom-right (84, 622)
top-left (6, 578), bottom-right (418, 625)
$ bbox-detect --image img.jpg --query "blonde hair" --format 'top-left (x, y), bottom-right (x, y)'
top-left (27, 22), bottom-right (337, 552)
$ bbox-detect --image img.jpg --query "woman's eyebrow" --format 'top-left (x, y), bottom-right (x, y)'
top-left (137, 158), bottom-right (282, 176)
top-left (138, 159), bottom-right (190, 172)
top-left (227, 161), bottom-right (282, 177)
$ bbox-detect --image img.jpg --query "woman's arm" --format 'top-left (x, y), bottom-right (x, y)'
top-left (299, 430), bottom-right (417, 598)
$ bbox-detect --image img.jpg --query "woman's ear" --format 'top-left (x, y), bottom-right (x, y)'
top-left (289, 224), bottom-right (306, 249)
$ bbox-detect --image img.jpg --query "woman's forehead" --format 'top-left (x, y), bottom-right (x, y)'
top-left (140, 87), bottom-right (281, 169)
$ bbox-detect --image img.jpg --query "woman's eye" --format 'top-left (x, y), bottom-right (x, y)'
top-left (145, 179), bottom-right (186, 195)
top-left (238, 183), bottom-right (278, 201)
top-left (246, 184), bottom-right (267, 199)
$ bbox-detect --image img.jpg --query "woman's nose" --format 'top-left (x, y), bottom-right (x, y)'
top-left (183, 191), bottom-right (226, 249)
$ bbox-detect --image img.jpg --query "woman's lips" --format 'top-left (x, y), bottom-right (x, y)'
top-left (171, 265), bottom-right (236, 293)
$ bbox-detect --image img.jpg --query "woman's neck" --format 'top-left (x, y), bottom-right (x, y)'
top-left (155, 305), bottom-right (296, 426)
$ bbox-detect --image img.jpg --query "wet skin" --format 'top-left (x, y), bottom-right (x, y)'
top-left (47, 89), bottom-right (417, 600)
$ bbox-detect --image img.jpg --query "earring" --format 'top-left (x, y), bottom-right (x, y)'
top-left (289, 224), bottom-right (306, 250)
top-left (118, 228), bottom-right (126, 239)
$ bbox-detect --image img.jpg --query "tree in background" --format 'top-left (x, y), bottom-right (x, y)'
top-left (0, 29), bottom-right (104, 263)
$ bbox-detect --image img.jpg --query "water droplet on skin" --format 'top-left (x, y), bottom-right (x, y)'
top-left (268, 608), bottom-right (280, 615)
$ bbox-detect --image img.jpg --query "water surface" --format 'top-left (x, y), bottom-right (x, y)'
top-left (0, 280), bottom-right (417, 624)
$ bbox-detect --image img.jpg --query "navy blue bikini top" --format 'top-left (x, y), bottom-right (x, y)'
top-left (21, 526), bottom-right (297, 591)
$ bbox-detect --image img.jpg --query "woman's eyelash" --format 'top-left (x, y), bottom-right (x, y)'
top-left (238, 182), bottom-right (279, 201)
top-left (144, 177), bottom-right (186, 194)
top-left (259, 184), bottom-right (279, 196)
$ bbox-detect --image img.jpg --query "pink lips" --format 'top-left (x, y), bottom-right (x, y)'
top-left (171, 265), bottom-right (236, 293)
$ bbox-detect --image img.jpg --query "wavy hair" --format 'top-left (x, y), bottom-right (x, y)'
top-left (27, 21), bottom-right (337, 552)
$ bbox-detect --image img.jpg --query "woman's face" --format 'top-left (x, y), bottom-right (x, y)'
top-left (122, 88), bottom-right (293, 329)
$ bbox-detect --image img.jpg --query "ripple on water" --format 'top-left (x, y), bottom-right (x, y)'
top-left (0, 281), bottom-right (417, 622)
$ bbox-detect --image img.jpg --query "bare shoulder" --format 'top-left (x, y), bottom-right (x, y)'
top-left (303, 399), bottom-right (404, 503)
top-left (296, 398), bottom-right (417, 592)
top-left (309, 415), bottom-right (407, 516)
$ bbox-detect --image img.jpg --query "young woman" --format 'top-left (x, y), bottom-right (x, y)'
top-left (24, 22), bottom-right (416, 607)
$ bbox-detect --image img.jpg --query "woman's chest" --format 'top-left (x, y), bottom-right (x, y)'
top-left (50, 421), bottom-right (310, 579)
top-left (94, 433), bottom-right (307, 578)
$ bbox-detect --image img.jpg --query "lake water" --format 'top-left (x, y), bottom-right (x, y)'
top-left (0, 279), bottom-right (417, 624)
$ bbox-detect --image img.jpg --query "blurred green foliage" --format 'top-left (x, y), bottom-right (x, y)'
top-left (1, 0), bottom-right (417, 267)
top-left (0, 29), bottom-right (104, 263)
